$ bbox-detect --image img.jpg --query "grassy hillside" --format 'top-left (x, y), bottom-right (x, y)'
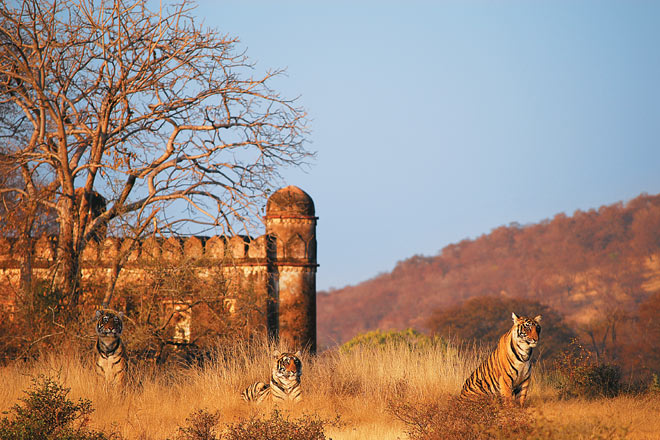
top-left (318, 193), bottom-right (660, 347)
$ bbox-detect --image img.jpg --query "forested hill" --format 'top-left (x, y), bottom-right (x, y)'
top-left (317, 193), bottom-right (660, 348)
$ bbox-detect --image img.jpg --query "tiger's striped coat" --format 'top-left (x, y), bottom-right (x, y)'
top-left (94, 309), bottom-right (127, 387)
top-left (241, 350), bottom-right (302, 403)
top-left (460, 313), bottom-right (542, 406)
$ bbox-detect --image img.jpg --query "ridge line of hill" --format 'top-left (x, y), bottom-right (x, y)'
top-left (318, 192), bottom-right (660, 347)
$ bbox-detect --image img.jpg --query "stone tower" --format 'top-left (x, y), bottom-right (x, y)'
top-left (265, 186), bottom-right (317, 353)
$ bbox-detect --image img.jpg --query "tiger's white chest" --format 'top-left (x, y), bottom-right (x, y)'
top-left (97, 354), bottom-right (122, 377)
top-left (512, 359), bottom-right (532, 387)
top-left (96, 338), bottom-right (125, 385)
top-left (271, 374), bottom-right (302, 402)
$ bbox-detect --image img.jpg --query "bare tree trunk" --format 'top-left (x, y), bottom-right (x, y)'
top-left (57, 213), bottom-right (81, 307)
top-left (102, 259), bottom-right (120, 307)
top-left (587, 330), bottom-right (601, 360)
top-left (18, 237), bottom-right (33, 298)
top-left (17, 202), bottom-right (38, 308)
top-left (610, 319), bottom-right (619, 361)
top-left (598, 326), bottom-right (610, 362)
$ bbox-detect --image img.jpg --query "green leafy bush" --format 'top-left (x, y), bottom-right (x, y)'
top-left (553, 340), bottom-right (621, 399)
top-left (0, 376), bottom-right (113, 440)
top-left (340, 328), bottom-right (445, 353)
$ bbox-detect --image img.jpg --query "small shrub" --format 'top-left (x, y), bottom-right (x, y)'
top-left (388, 396), bottom-right (535, 440)
top-left (175, 409), bottom-right (220, 440)
top-left (0, 376), bottom-right (113, 440)
top-left (340, 328), bottom-right (445, 353)
top-left (222, 410), bottom-right (338, 440)
top-left (650, 373), bottom-right (660, 394)
top-left (553, 340), bottom-right (621, 399)
top-left (388, 396), bottom-right (629, 440)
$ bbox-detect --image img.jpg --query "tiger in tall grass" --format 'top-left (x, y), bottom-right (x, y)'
top-left (94, 309), bottom-right (127, 387)
top-left (241, 350), bottom-right (302, 403)
top-left (460, 312), bottom-right (542, 406)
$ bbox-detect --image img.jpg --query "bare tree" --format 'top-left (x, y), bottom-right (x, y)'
top-left (0, 102), bottom-right (57, 299)
top-left (0, 0), bottom-right (310, 306)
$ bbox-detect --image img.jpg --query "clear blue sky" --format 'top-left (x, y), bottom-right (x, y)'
top-left (196, 1), bottom-right (660, 291)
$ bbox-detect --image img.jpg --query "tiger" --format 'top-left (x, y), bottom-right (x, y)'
top-left (241, 350), bottom-right (303, 403)
top-left (460, 312), bottom-right (542, 407)
top-left (94, 309), bottom-right (127, 387)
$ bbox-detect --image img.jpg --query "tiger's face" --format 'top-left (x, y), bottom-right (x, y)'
top-left (512, 313), bottom-right (542, 347)
top-left (95, 310), bottom-right (124, 338)
top-left (272, 350), bottom-right (302, 381)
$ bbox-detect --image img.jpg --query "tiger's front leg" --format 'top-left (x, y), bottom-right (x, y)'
top-left (514, 376), bottom-right (531, 407)
top-left (498, 376), bottom-right (515, 406)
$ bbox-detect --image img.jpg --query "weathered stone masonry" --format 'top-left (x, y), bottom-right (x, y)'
top-left (0, 186), bottom-right (318, 352)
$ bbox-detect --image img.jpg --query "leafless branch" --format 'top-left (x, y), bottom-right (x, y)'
top-left (0, 0), bottom-right (312, 300)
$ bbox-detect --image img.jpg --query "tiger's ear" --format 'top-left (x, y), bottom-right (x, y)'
top-left (94, 310), bottom-right (102, 320)
top-left (511, 312), bottom-right (519, 323)
top-left (272, 349), bottom-right (281, 358)
top-left (294, 350), bottom-right (302, 358)
top-left (534, 315), bottom-right (542, 324)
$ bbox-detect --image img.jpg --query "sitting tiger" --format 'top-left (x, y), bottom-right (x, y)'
top-left (94, 309), bottom-right (127, 387)
top-left (241, 350), bottom-right (302, 403)
top-left (460, 312), bottom-right (542, 406)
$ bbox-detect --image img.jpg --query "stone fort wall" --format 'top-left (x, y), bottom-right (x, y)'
top-left (0, 186), bottom-right (318, 352)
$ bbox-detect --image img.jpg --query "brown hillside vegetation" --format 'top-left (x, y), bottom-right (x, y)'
top-left (318, 192), bottom-right (660, 351)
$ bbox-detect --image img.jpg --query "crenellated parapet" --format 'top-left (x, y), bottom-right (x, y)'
top-left (0, 185), bottom-right (318, 353)
top-left (0, 234), bottom-right (280, 269)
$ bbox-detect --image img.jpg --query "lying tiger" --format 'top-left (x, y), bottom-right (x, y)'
top-left (460, 312), bottom-right (542, 406)
top-left (242, 350), bottom-right (302, 403)
top-left (94, 309), bottom-right (127, 387)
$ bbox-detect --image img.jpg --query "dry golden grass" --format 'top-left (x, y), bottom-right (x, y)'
top-left (0, 339), bottom-right (658, 439)
top-left (537, 396), bottom-right (660, 440)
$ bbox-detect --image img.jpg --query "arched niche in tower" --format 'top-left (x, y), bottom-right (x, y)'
top-left (286, 233), bottom-right (306, 260)
top-left (269, 233), bottom-right (285, 260)
top-left (305, 235), bottom-right (317, 260)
